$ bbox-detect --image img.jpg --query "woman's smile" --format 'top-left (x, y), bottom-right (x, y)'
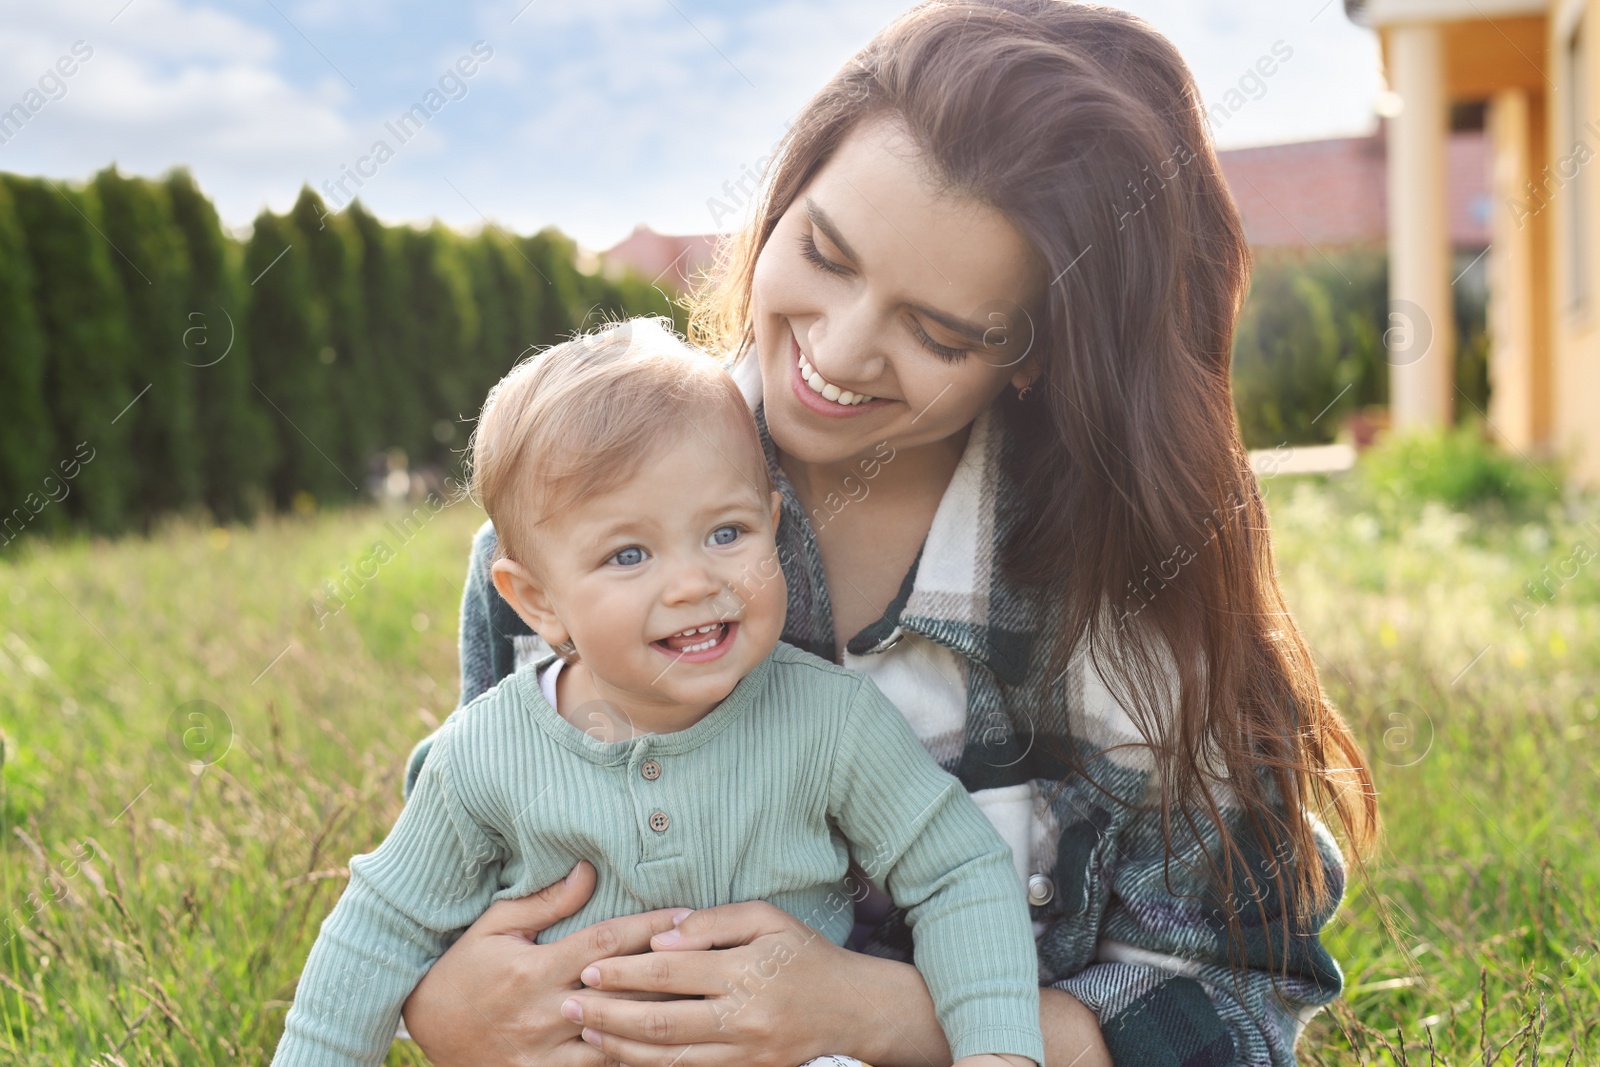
top-left (788, 329), bottom-right (892, 418)
top-left (750, 116), bottom-right (1044, 471)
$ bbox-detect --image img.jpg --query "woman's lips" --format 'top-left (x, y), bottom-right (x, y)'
top-left (788, 333), bottom-right (892, 419)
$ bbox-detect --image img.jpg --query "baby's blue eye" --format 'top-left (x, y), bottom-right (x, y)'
top-left (610, 546), bottom-right (646, 567)
top-left (710, 525), bottom-right (741, 546)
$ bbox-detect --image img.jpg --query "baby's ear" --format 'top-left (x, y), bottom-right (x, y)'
top-left (490, 558), bottom-right (569, 647)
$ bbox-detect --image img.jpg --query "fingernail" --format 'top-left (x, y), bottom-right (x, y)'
top-left (581, 1027), bottom-right (600, 1045)
top-left (670, 907), bottom-right (693, 925)
top-left (560, 998), bottom-right (582, 1022)
top-left (654, 928), bottom-right (681, 945)
top-left (580, 965), bottom-right (601, 986)
top-left (565, 863), bottom-right (583, 885)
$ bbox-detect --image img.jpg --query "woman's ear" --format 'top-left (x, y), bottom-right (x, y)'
top-left (490, 558), bottom-right (570, 648)
top-left (768, 490), bottom-right (782, 530)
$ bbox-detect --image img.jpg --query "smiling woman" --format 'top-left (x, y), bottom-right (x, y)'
top-left (400, 4), bottom-right (1378, 1067)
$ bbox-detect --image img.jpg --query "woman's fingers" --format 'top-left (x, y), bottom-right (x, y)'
top-left (549, 902), bottom-right (696, 975)
top-left (400, 863), bottom-right (690, 1067)
top-left (575, 903), bottom-right (887, 1065)
top-left (464, 859), bottom-right (596, 940)
top-left (566, 999), bottom-right (738, 1067)
top-left (578, 946), bottom-right (741, 996)
top-left (647, 899), bottom-right (810, 952)
top-left (582, 903), bottom-right (824, 996)
top-left (578, 1026), bottom-right (704, 1067)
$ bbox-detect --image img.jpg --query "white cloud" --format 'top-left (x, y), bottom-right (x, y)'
top-left (0, 0), bottom-right (351, 222)
top-left (0, 0), bottom-right (1385, 244)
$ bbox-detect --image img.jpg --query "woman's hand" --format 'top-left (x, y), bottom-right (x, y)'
top-left (400, 860), bottom-right (690, 1067)
top-left (562, 899), bottom-right (956, 1067)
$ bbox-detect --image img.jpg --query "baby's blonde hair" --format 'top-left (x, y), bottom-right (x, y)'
top-left (467, 317), bottom-right (770, 570)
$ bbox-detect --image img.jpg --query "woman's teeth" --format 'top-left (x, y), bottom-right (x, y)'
top-left (798, 353), bottom-right (874, 406)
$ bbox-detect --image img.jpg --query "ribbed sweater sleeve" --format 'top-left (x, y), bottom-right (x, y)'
top-left (272, 725), bottom-right (507, 1067)
top-left (829, 677), bottom-right (1044, 1065)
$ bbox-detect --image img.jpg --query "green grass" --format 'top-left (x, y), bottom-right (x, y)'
top-left (0, 499), bottom-right (474, 1064)
top-left (1, 450), bottom-right (1596, 1064)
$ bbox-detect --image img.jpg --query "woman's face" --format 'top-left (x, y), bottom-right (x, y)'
top-left (751, 114), bottom-right (1044, 469)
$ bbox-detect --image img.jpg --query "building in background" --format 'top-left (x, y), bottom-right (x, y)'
top-left (1217, 128), bottom-right (1489, 252)
top-left (600, 225), bottom-right (718, 293)
top-left (1348, 0), bottom-right (1599, 486)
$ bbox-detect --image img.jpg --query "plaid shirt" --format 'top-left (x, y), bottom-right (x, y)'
top-left (413, 355), bottom-right (1347, 1067)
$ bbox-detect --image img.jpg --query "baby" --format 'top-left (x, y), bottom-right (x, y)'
top-left (272, 318), bottom-right (1044, 1067)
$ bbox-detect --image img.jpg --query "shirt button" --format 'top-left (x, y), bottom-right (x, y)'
top-left (640, 759), bottom-right (661, 781)
top-left (1027, 873), bottom-right (1055, 907)
top-left (648, 811), bottom-right (670, 833)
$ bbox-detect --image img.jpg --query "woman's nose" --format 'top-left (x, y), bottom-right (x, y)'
top-left (808, 298), bottom-right (886, 387)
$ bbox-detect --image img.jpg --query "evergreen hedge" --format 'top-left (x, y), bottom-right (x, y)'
top-left (3, 169), bottom-right (1491, 540)
top-left (0, 168), bottom-right (686, 542)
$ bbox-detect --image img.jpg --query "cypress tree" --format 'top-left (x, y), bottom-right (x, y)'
top-left (245, 210), bottom-right (346, 509)
top-left (290, 188), bottom-right (378, 493)
top-left (399, 225), bottom-right (479, 466)
top-left (520, 228), bottom-right (587, 342)
top-left (164, 168), bottom-right (273, 522)
top-left (0, 179), bottom-right (52, 546)
top-left (5, 175), bottom-right (134, 533)
top-left (346, 203), bottom-right (417, 462)
top-left (462, 235), bottom-right (522, 417)
top-left (92, 166), bottom-right (200, 525)
top-left (492, 232), bottom-right (549, 361)
top-left (604, 270), bottom-right (685, 335)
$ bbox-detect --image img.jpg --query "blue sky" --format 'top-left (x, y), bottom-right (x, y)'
top-left (0, 0), bottom-right (1383, 248)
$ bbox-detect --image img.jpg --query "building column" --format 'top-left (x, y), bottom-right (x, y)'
top-left (1486, 87), bottom-right (1550, 448)
top-left (1385, 22), bottom-right (1456, 427)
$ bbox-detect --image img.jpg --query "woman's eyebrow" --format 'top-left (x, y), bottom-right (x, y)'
top-left (804, 197), bottom-right (991, 348)
top-left (911, 303), bottom-right (991, 347)
top-left (803, 198), bottom-right (860, 263)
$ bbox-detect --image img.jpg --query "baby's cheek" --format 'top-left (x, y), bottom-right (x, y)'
top-left (748, 574), bottom-right (788, 641)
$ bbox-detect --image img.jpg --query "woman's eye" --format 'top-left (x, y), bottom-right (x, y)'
top-left (709, 525), bottom-right (742, 547)
top-left (798, 232), bottom-right (849, 276)
top-left (609, 546), bottom-right (646, 567)
top-left (909, 317), bottom-right (967, 363)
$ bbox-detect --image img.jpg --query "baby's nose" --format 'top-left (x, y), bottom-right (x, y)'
top-left (662, 559), bottom-right (725, 603)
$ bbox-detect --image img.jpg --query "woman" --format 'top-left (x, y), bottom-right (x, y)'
top-left (399, 3), bottom-right (1377, 1065)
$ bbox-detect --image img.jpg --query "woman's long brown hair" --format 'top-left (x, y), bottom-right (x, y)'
top-left (691, 0), bottom-right (1377, 971)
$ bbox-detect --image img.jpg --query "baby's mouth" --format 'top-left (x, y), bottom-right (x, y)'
top-left (653, 622), bottom-right (734, 655)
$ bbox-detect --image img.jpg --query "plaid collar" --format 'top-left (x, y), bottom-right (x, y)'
top-left (729, 353), bottom-right (1046, 687)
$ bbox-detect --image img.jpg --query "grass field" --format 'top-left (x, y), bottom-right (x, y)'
top-left (0, 441), bottom-right (1596, 1065)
